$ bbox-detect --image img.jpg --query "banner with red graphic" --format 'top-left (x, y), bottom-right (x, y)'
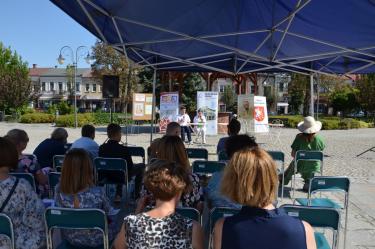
top-left (253, 96), bottom-right (269, 133)
top-left (159, 92), bottom-right (179, 133)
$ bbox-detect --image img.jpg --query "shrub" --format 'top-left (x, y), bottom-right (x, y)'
top-left (321, 119), bottom-right (339, 130)
top-left (20, 113), bottom-right (54, 123)
top-left (55, 114), bottom-right (94, 127)
top-left (57, 102), bottom-right (74, 115)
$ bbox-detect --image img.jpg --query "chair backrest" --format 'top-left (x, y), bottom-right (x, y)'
top-left (48, 172), bottom-right (61, 198)
top-left (45, 207), bottom-right (109, 249)
top-left (53, 155), bottom-right (65, 171)
top-left (295, 150), bottom-right (323, 164)
top-left (64, 143), bottom-right (72, 150)
top-left (176, 207), bottom-right (201, 223)
top-left (94, 157), bottom-right (127, 185)
top-left (218, 150), bottom-right (228, 161)
top-left (267, 151), bottom-right (285, 163)
top-left (192, 160), bottom-right (226, 175)
top-left (186, 148), bottom-right (208, 160)
top-left (209, 207), bottom-right (240, 233)
top-left (0, 213), bottom-right (15, 249)
top-left (9, 172), bottom-right (36, 192)
top-left (127, 146), bottom-right (146, 163)
top-left (281, 204), bottom-right (340, 230)
top-left (309, 176), bottom-right (350, 194)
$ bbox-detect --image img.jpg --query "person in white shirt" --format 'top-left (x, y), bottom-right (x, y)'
top-left (177, 106), bottom-right (192, 144)
top-left (194, 109), bottom-right (207, 144)
top-left (70, 124), bottom-right (99, 161)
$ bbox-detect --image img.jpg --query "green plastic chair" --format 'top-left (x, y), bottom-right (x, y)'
top-left (292, 150), bottom-right (324, 198)
top-left (0, 213), bottom-right (15, 249)
top-left (44, 207), bottom-right (109, 249)
top-left (295, 176), bottom-right (350, 249)
top-left (186, 148), bottom-right (208, 160)
top-left (192, 160), bottom-right (226, 176)
top-left (267, 151), bottom-right (285, 202)
top-left (209, 207), bottom-right (240, 249)
top-left (281, 205), bottom-right (341, 249)
top-left (176, 207), bottom-right (201, 224)
top-left (218, 151), bottom-right (228, 161)
top-left (127, 146), bottom-right (146, 164)
top-left (48, 172), bottom-right (61, 198)
top-left (94, 157), bottom-right (128, 200)
top-left (9, 172), bottom-right (36, 192)
top-left (53, 155), bottom-right (65, 172)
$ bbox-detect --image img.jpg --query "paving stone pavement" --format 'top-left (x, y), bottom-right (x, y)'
top-left (1, 123), bottom-right (374, 248)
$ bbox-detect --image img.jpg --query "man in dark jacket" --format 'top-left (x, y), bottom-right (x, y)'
top-left (99, 123), bottom-right (143, 202)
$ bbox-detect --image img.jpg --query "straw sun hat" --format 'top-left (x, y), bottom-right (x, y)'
top-left (297, 116), bottom-right (322, 134)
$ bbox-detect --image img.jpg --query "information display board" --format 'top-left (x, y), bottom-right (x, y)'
top-left (132, 93), bottom-right (153, 120)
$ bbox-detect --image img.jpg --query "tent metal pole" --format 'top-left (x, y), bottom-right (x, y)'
top-left (310, 73), bottom-right (314, 116)
top-left (150, 69), bottom-right (157, 144)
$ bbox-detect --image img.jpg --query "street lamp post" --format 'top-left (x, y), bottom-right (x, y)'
top-left (57, 46), bottom-right (90, 128)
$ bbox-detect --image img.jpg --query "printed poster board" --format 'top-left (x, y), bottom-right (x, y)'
top-left (237, 95), bottom-right (269, 133)
top-left (132, 93), bottom-right (153, 120)
top-left (159, 92), bottom-right (179, 133)
top-left (197, 91), bottom-right (219, 135)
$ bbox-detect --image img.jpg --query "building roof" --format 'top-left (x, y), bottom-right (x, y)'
top-left (39, 68), bottom-right (91, 77)
top-left (29, 68), bottom-right (50, 76)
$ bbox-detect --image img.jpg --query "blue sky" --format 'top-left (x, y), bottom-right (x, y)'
top-left (0, 0), bottom-right (97, 68)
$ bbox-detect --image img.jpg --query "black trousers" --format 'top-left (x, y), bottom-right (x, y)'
top-left (181, 126), bottom-right (192, 142)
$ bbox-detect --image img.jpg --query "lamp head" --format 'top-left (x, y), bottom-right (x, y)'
top-left (84, 52), bottom-right (91, 64)
top-left (57, 54), bottom-right (65, 65)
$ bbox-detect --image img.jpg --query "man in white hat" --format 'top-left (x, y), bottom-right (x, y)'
top-left (283, 116), bottom-right (326, 191)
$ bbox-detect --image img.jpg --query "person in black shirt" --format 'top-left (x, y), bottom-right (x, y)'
top-left (99, 123), bottom-right (143, 202)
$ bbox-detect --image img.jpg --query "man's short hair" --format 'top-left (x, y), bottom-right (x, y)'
top-left (107, 123), bottom-right (121, 138)
top-left (166, 122), bottom-right (180, 136)
top-left (81, 124), bottom-right (95, 138)
top-left (225, 134), bottom-right (258, 159)
top-left (51, 128), bottom-right (68, 142)
top-left (228, 118), bottom-right (241, 135)
top-left (5, 129), bottom-right (29, 146)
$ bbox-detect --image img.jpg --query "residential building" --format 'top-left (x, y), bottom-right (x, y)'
top-left (29, 64), bottom-right (105, 111)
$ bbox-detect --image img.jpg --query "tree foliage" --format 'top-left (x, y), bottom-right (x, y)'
top-left (221, 85), bottom-right (236, 112)
top-left (329, 85), bottom-right (359, 115)
top-left (356, 74), bottom-right (375, 115)
top-left (91, 41), bottom-right (139, 112)
top-left (180, 73), bottom-right (205, 113)
top-left (288, 74), bottom-right (310, 115)
top-left (0, 42), bottom-right (32, 113)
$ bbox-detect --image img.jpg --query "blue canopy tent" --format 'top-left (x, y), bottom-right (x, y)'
top-left (50, 0), bottom-right (375, 145)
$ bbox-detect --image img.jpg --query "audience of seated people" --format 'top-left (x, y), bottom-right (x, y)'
top-left (5, 129), bottom-right (48, 196)
top-left (54, 148), bottom-right (117, 248)
top-left (33, 128), bottom-right (69, 168)
top-left (99, 123), bottom-right (144, 201)
top-left (113, 159), bottom-right (204, 249)
top-left (148, 121), bottom-right (181, 159)
top-left (0, 137), bottom-right (46, 249)
top-left (216, 118), bottom-right (241, 155)
top-left (70, 124), bottom-right (99, 161)
top-left (206, 134), bottom-right (258, 208)
top-left (141, 135), bottom-right (204, 210)
top-left (213, 147), bottom-right (316, 249)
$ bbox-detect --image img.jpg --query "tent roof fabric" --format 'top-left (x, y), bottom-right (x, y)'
top-left (50, 0), bottom-right (375, 75)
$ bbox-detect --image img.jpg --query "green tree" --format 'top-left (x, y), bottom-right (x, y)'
top-left (356, 74), bottom-right (375, 116)
top-left (0, 42), bottom-right (32, 114)
top-left (288, 74), bottom-right (309, 115)
top-left (180, 73), bottom-right (205, 113)
top-left (91, 41), bottom-right (139, 112)
top-left (66, 64), bottom-right (75, 102)
top-left (329, 86), bottom-right (359, 115)
top-left (221, 85), bottom-right (235, 112)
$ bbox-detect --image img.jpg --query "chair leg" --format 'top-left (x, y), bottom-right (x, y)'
top-left (292, 163), bottom-right (297, 199)
top-left (281, 164), bottom-right (285, 203)
top-left (343, 197), bottom-right (349, 249)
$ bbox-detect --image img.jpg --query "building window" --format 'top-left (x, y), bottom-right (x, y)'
top-left (85, 84), bottom-right (90, 92)
top-left (50, 82), bottom-right (54, 91)
top-left (92, 84), bottom-right (97, 92)
top-left (279, 82), bottom-right (284, 92)
top-left (58, 82), bottom-right (63, 92)
top-left (219, 85), bottom-right (226, 93)
top-left (250, 85), bottom-right (256, 94)
top-left (76, 82), bottom-right (80, 92)
top-left (42, 82), bottom-right (46, 92)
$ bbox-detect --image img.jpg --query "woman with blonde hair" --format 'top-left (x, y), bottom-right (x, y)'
top-left (140, 136), bottom-right (203, 209)
top-left (113, 160), bottom-right (204, 249)
top-left (54, 148), bottom-right (116, 248)
top-left (213, 148), bottom-right (316, 249)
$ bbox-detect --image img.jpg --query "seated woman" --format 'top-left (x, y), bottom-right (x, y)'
top-left (5, 129), bottom-right (48, 196)
top-left (113, 159), bottom-right (204, 249)
top-left (0, 137), bottom-right (46, 249)
top-left (140, 136), bottom-right (203, 209)
top-left (213, 148), bottom-right (316, 249)
top-left (206, 134), bottom-right (257, 209)
top-left (33, 128), bottom-right (69, 168)
top-left (283, 116), bottom-right (325, 191)
top-left (54, 148), bottom-right (117, 248)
